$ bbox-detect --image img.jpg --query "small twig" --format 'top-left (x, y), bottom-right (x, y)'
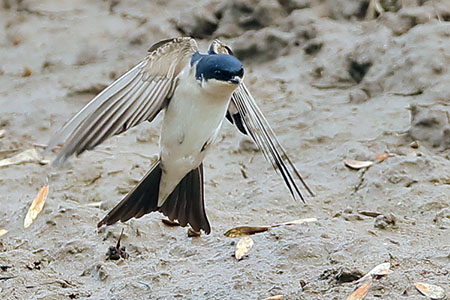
top-left (389, 90), bottom-right (423, 97)
top-left (84, 173), bottom-right (102, 186)
top-left (311, 83), bottom-right (354, 90)
top-left (0, 276), bottom-right (16, 281)
top-left (116, 228), bottom-right (124, 249)
top-left (137, 281), bottom-right (152, 290)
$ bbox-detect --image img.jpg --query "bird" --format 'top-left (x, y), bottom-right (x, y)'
top-left (46, 37), bottom-right (314, 234)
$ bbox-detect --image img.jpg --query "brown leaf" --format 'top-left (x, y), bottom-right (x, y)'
top-left (235, 236), bottom-right (254, 260)
top-left (225, 218), bottom-right (318, 237)
top-left (0, 148), bottom-right (47, 168)
top-left (265, 295), bottom-right (283, 300)
top-left (24, 185), bottom-right (49, 228)
top-left (414, 282), bottom-right (446, 299)
top-left (375, 153), bottom-right (393, 161)
top-left (22, 66), bottom-right (32, 77)
top-left (0, 229), bottom-right (7, 237)
top-left (346, 280), bottom-right (372, 300)
top-left (224, 226), bottom-right (270, 238)
top-left (356, 262), bottom-right (392, 283)
top-left (344, 159), bottom-right (373, 170)
top-left (358, 211), bottom-right (382, 218)
top-left (409, 141), bottom-right (419, 148)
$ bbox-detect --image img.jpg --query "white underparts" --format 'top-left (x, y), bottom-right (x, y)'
top-left (157, 67), bottom-right (238, 206)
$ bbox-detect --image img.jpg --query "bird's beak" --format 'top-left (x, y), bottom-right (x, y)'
top-left (229, 76), bottom-right (241, 85)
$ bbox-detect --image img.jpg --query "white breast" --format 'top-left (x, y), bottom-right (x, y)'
top-left (157, 67), bottom-right (236, 205)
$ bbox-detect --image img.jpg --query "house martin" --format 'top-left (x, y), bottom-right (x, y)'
top-left (47, 37), bottom-right (314, 234)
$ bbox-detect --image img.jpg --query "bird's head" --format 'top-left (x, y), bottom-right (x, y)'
top-left (192, 53), bottom-right (244, 93)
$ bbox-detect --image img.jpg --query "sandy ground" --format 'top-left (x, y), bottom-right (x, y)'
top-left (0, 0), bottom-right (449, 299)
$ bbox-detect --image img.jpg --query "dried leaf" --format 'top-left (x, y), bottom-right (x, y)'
top-left (265, 296), bottom-right (283, 300)
top-left (409, 141), bottom-right (419, 148)
top-left (356, 262), bottom-right (392, 283)
top-left (375, 153), bottom-right (393, 161)
top-left (224, 226), bottom-right (270, 238)
top-left (24, 185), bottom-right (49, 228)
top-left (161, 219), bottom-right (180, 227)
top-left (346, 281), bottom-right (372, 300)
top-left (277, 217), bottom-right (318, 226)
top-left (367, 262), bottom-right (392, 276)
top-left (414, 282), bottom-right (446, 299)
top-left (235, 236), bottom-right (254, 260)
top-left (225, 218), bottom-right (318, 237)
top-left (344, 159), bottom-right (373, 170)
top-left (22, 66), bottom-right (32, 77)
top-left (0, 229), bottom-right (7, 237)
top-left (358, 211), bottom-right (382, 218)
top-left (0, 148), bottom-right (47, 168)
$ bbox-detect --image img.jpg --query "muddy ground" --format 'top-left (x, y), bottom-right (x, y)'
top-left (0, 0), bottom-right (449, 299)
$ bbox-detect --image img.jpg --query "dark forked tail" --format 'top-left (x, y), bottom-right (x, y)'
top-left (97, 162), bottom-right (211, 234)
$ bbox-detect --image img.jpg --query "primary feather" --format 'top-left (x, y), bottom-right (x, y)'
top-left (47, 37), bottom-right (198, 165)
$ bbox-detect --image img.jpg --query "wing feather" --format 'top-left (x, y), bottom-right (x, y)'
top-left (208, 39), bottom-right (314, 201)
top-left (48, 37), bottom-right (198, 165)
top-left (232, 85), bottom-right (314, 202)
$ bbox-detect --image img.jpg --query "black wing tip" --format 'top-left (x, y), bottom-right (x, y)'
top-left (306, 186), bottom-right (316, 198)
top-left (96, 213), bottom-right (134, 228)
top-left (289, 172), bottom-right (315, 203)
top-left (97, 219), bottom-right (106, 228)
top-left (203, 224), bottom-right (211, 235)
top-left (148, 37), bottom-right (195, 53)
top-left (148, 37), bottom-right (176, 52)
top-left (191, 223), bottom-right (211, 234)
top-left (97, 213), bottom-right (115, 228)
top-left (232, 83), bottom-right (316, 203)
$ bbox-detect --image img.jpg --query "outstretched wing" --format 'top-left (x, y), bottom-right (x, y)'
top-left (210, 39), bottom-right (314, 202)
top-left (231, 84), bottom-right (314, 202)
top-left (47, 37), bottom-right (198, 165)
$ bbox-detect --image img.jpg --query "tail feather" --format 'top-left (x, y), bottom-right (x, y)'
top-left (97, 161), bottom-right (211, 234)
top-left (159, 163), bottom-right (210, 233)
top-left (97, 162), bottom-right (161, 227)
top-left (189, 166), bottom-right (207, 232)
top-left (176, 182), bottom-right (188, 226)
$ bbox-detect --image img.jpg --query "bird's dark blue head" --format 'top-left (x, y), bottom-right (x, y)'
top-left (191, 53), bottom-right (244, 85)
